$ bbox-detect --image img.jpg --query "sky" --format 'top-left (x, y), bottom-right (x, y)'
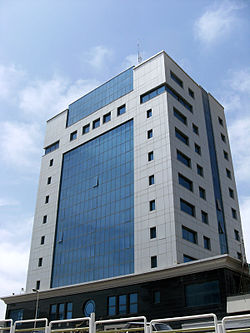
top-left (0, 0), bottom-right (250, 318)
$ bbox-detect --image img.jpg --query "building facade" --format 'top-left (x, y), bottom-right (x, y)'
top-left (2, 51), bottom-right (248, 321)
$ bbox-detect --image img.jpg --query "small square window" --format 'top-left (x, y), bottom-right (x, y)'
top-left (221, 133), bottom-right (226, 142)
top-left (234, 229), bottom-right (240, 241)
top-left (151, 256), bottom-right (157, 268)
top-left (93, 118), bottom-right (100, 129)
top-left (82, 124), bottom-right (90, 134)
top-left (36, 280), bottom-right (40, 290)
top-left (192, 124), bottom-right (199, 135)
top-left (45, 195), bottom-right (49, 204)
top-left (103, 112), bottom-right (111, 123)
top-left (150, 226), bottom-right (156, 239)
top-left (43, 215), bottom-right (47, 224)
top-left (182, 226), bottom-right (197, 244)
top-left (149, 175), bottom-right (155, 185)
top-left (149, 200), bottom-right (156, 211)
top-left (226, 168), bottom-right (232, 179)
top-left (229, 188), bottom-right (234, 199)
top-left (38, 257), bottom-right (43, 267)
top-left (201, 211), bottom-right (208, 224)
top-left (195, 143), bottom-right (201, 155)
top-left (204, 236), bottom-right (211, 250)
top-left (41, 236), bottom-right (45, 245)
top-left (147, 109), bottom-right (152, 118)
top-left (49, 159), bottom-right (53, 167)
top-left (197, 164), bottom-right (204, 177)
top-left (188, 88), bottom-right (194, 98)
top-left (199, 187), bottom-right (206, 200)
top-left (153, 291), bottom-right (160, 304)
top-left (148, 151), bottom-right (154, 161)
top-left (224, 150), bottom-right (229, 160)
top-left (147, 129), bottom-right (153, 139)
top-left (70, 131), bottom-right (77, 141)
top-left (232, 208), bottom-right (237, 219)
top-left (47, 177), bottom-right (51, 185)
top-left (117, 104), bottom-right (126, 116)
top-left (180, 199), bottom-right (195, 217)
top-left (170, 71), bottom-right (183, 88)
top-left (218, 117), bottom-right (224, 126)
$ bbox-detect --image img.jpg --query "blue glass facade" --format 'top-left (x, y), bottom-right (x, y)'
top-left (67, 68), bottom-right (133, 127)
top-left (51, 120), bottom-right (134, 288)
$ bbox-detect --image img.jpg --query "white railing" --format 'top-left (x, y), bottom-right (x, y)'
top-left (49, 314), bottom-right (95, 333)
top-left (221, 314), bottom-right (250, 332)
top-left (0, 319), bottom-right (13, 333)
top-left (95, 316), bottom-right (147, 333)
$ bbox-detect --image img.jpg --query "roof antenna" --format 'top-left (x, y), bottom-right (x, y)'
top-left (137, 41), bottom-right (142, 64)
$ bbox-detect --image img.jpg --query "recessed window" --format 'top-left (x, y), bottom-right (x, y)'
top-left (175, 128), bottom-right (189, 145)
top-left (183, 254), bottom-right (196, 262)
top-left (147, 109), bottom-right (152, 118)
top-left (44, 141), bottom-right (59, 155)
top-left (170, 71), bottom-right (183, 88)
top-left (108, 296), bottom-right (116, 316)
top-left (45, 195), bottom-right (49, 204)
top-left (41, 236), bottom-right (45, 245)
top-left (149, 200), bottom-right (156, 211)
top-left (177, 150), bottom-right (191, 168)
top-left (188, 88), bottom-right (194, 98)
top-left (182, 226), bottom-right (197, 244)
top-left (226, 168), bottom-right (232, 179)
top-left (103, 112), bottom-right (111, 123)
top-left (237, 252), bottom-right (242, 260)
top-left (229, 188), bottom-right (234, 199)
top-left (38, 257), bottom-right (43, 267)
top-left (173, 107), bottom-right (187, 125)
top-left (148, 151), bottom-right (154, 161)
top-left (192, 123), bottom-right (199, 135)
top-left (49, 159), bottom-right (54, 167)
top-left (232, 208), bottom-right (237, 219)
top-left (43, 215), bottom-right (47, 224)
top-left (218, 117), bottom-right (224, 126)
top-left (150, 226), bottom-right (156, 239)
top-left (221, 133), bottom-right (226, 142)
top-left (129, 293), bottom-right (138, 314)
top-left (178, 173), bottom-right (193, 191)
top-left (224, 150), bottom-right (229, 160)
top-left (195, 143), bottom-right (201, 155)
top-left (197, 164), bottom-right (204, 177)
top-left (36, 280), bottom-right (40, 290)
top-left (70, 131), bottom-right (77, 141)
top-left (151, 256), bottom-right (157, 268)
top-left (185, 281), bottom-right (220, 307)
top-left (118, 295), bottom-right (127, 314)
top-left (82, 124), bottom-right (90, 134)
top-left (199, 186), bottom-right (206, 200)
top-left (47, 177), bottom-right (51, 185)
top-left (234, 229), bottom-right (240, 241)
top-left (204, 236), bottom-right (211, 250)
top-left (147, 129), bottom-right (153, 139)
top-left (93, 118), bottom-right (100, 129)
top-left (153, 291), bottom-right (160, 304)
top-left (180, 198), bottom-right (195, 217)
top-left (149, 175), bottom-right (155, 185)
top-left (117, 104), bottom-right (126, 116)
top-left (201, 210), bottom-right (208, 224)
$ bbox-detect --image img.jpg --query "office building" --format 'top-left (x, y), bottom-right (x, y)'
top-left (2, 51), bottom-right (249, 321)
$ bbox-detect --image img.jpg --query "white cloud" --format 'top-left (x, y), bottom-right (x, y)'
top-left (0, 198), bottom-right (19, 207)
top-left (0, 64), bottom-right (26, 100)
top-left (123, 54), bottom-right (138, 68)
top-left (84, 45), bottom-right (113, 70)
top-left (228, 68), bottom-right (250, 94)
top-left (194, 1), bottom-right (244, 44)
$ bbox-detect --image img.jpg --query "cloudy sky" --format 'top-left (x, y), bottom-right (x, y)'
top-left (0, 0), bottom-right (250, 318)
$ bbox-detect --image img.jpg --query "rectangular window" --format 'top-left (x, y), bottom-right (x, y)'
top-left (36, 280), bottom-right (40, 290)
top-left (199, 187), bottom-right (206, 200)
top-left (118, 295), bottom-right (127, 314)
top-left (175, 128), bottom-right (189, 145)
top-left (237, 252), bottom-right (242, 260)
top-left (170, 71), bottom-right (183, 88)
top-left (221, 133), bottom-right (226, 142)
top-left (178, 173), bottom-right (193, 191)
top-left (180, 199), bottom-right (195, 217)
top-left (108, 296), bottom-right (116, 316)
top-left (224, 150), bottom-right (229, 160)
top-left (93, 118), bottom-right (100, 129)
top-left (173, 107), bottom-right (187, 125)
top-left (43, 215), bottom-right (47, 224)
top-left (66, 303), bottom-right (73, 319)
top-left (129, 293), bottom-right (138, 314)
top-left (117, 104), bottom-right (126, 116)
top-left (151, 255), bottom-right (157, 268)
top-left (229, 188), bottom-right (234, 199)
top-left (218, 117), bottom-right (224, 126)
top-left (147, 129), bottom-right (153, 139)
top-left (150, 226), bottom-right (156, 239)
top-left (192, 123), bottom-right (199, 135)
top-left (197, 164), bottom-right (204, 177)
top-left (82, 124), bottom-right (90, 134)
top-left (226, 168), bottom-right (232, 179)
top-left (44, 141), bottom-right (59, 155)
top-left (149, 200), bottom-right (156, 211)
top-left (148, 151), bottom-right (154, 161)
top-left (47, 177), bottom-right (51, 185)
top-left (188, 88), bottom-right (194, 98)
top-left (195, 143), bottom-right (201, 155)
top-left (204, 236), bottom-right (211, 250)
top-left (103, 112), bottom-right (111, 123)
top-left (177, 150), bottom-right (191, 168)
top-left (45, 195), bottom-right (49, 204)
top-left (234, 229), bottom-right (240, 241)
top-left (182, 226), bottom-right (197, 244)
top-left (70, 131), bottom-right (77, 141)
top-left (185, 281), bottom-right (220, 307)
top-left (41, 236), bottom-right (45, 245)
top-left (58, 303), bottom-right (65, 320)
top-left (232, 208), bottom-right (237, 219)
top-left (49, 159), bottom-right (54, 166)
top-left (183, 254), bottom-right (196, 262)
top-left (149, 175), bottom-right (155, 185)
top-left (38, 257), bottom-right (43, 267)
top-left (201, 211), bottom-right (208, 224)
top-left (153, 291), bottom-right (160, 304)
top-left (147, 109), bottom-right (152, 118)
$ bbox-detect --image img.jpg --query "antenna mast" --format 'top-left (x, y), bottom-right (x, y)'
top-left (137, 42), bottom-right (142, 64)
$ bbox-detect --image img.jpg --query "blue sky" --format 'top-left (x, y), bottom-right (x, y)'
top-left (0, 0), bottom-right (250, 317)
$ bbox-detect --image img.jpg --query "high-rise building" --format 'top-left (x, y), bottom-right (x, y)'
top-left (2, 51), bottom-right (249, 321)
